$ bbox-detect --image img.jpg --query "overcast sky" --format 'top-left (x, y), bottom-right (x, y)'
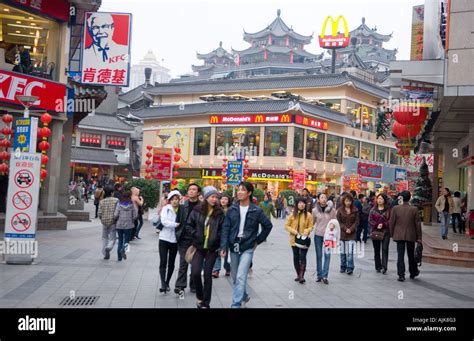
top-left (100, 0), bottom-right (423, 78)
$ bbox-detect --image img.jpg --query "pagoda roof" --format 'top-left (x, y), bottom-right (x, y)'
top-left (232, 45), bottom-right (321, 60)
top-left (196, 41), bottom-right (234, 60)
top-left (191, 64), bottom-right (216, 72)
top-left (349, 17), bottom-right (392, 42)
top-left (243, 9), bottom-right (313, 44)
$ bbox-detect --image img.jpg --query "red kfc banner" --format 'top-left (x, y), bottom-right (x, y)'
top-left (81, 12), bottom-right (132, 87)
top-left (9, 0), bottom-right (70, 22)
top-left (0, 70), bottom-right (66, 112)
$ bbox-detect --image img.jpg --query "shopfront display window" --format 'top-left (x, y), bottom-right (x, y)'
top-left (294, 127), bottom-right (304, 158)
top-left (345, 101), bottom-right (376, 132)
top-left (264, 127), bottom-right (287, 156)
top-left (306, 130), bottom-right (324, 161)
top-left (326, 134), bottom-right (343, 164)
top-left (106, 135), bottom-right (126, 150)
top-left (215, 127), bottom-right (260, 157)
top-left (360, 142), bottom-right (375, 161)
top-left (80, 132), bottom-right (101, 148)
top-left (194, 127), bottom-right (211, 155)
top-left (318, 99), bottom-right (341, 112)
top-left (389, 148), bottom-right (401, 165)
top-left (0, 3), bottom-right (60, 80)
top-left (344, 138), bottom-right (359, 158)
top-left (376, 145), bottom-right (388, 163)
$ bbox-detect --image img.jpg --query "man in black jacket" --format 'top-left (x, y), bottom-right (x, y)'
top-left (174, 183), bottom-right (201, 294)
top-left (220, 182), bottom-right (273, 308)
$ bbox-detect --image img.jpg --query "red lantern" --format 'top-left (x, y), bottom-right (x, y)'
top-left (223, 158), bottom-right (228, 162)
top-left (173, 164), bottom-right (180, 170)
top-left (243, 175), bottom-right (249, 181)
top-left (173, 171), bottom-right (179, 178)
top-left (222, 174), bottom-right (227, 179)
top-left (171, 179), bottom-right (178, 186)
top-left (244, 158), bottom-right (249, 163)
top-left (244, 164), bottom-right (249, 169)
top-left (174, 155), bottom-right (181, 162)
top-left (0, 151), bottom-right (9, 160)
top-left (0, 139), bottom-right (11, 148)
top-left (62, 135), bottom-right (65, 142)
top-left (146, 167), bottom-right (153, 173)
top-left (2, 114), bottom-right (13, 124)
top-left (244, 169), bottom-right (249, 175)
top-left (1, 127), bottom-right (12, 136)
top-left (393, 108), bottom-right (428, 125)
top-left (145, 160), bottom-right (152, 165)
top-left (38, 141), bottom-right (50, 151)
top-left (40, 169), bottom-right (48, 179)
top-left (40, 113), bottom-right (52, 125)
top-left (145, 175), bottom-right (152, 180)
top-left (146, 152), bottom-right (152, 158)
top-left (38, 127), bottom-right (51, 138)
top-left (174, 147), bottom-right (181, 154)
top-left (146, 145), bottom-right (153, 151)
top-left (0, 163), bottom-right (8, 173)
top-left (41, 154), bottom-right (49, 165)
top-left (392, 122), bottom-right (421, 139)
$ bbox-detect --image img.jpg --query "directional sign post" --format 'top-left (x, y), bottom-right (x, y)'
top-left (4, 152), bottom-right (41, 264)
top-left (226, 161), bottom-right (243, 186)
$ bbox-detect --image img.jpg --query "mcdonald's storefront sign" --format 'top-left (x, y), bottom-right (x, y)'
top-left (209, 114), bottom-right (293, 124)
top-left (319, 15), bottom-right (350, 48)
top-left (295, 115), bottom-right (328, 130)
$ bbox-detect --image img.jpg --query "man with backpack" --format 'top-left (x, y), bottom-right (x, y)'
top-left (98, 187), bottom-right (119, 260)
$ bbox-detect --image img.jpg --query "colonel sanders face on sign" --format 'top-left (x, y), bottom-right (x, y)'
top-left (87, 13), bottom-right (115, 50)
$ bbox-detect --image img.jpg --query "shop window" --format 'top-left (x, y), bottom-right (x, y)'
top-left (360, 142), bottom-right (375, 161)
top-left (293, 127), bottom-right (304, 158)
top-left (319, 99), bottom-right (341, 112)
top-left (0, 4), bottom-right (60, 80)
top-left (306, 131), bottom-right (324, 161)
top-left (376, 146), bottom-right (388, 163)
top-left (215, 127), bottom-right (260, 157)
top-left (194, 127), bottom-right (211, 155)
top-left (80, 132), bottom-right (101, 148)
top-left (264, 127), bottom-right (287, 157)
top-left (326, 134), bottom-right (343, 164)
top-left (344, 138), bottom-right (359, 158)
top-left (106, 135), bottom-right (126, 150)
top-left (362, 107), bottom-right (376, 133)
top-left (346, 100), bottom-right (362, 129)
top-left (389, 149), bottom-right (399, 165)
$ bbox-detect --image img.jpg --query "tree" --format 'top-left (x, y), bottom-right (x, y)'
top-left (411, 156), bottom-right (432, 209)
top-left (125, 178), bottom-right (160, 211)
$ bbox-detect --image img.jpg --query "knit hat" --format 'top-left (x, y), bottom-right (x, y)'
top-left (167, 190), bottom-right (182, 200)
top-left (202, 186), bottom-right (219, 200)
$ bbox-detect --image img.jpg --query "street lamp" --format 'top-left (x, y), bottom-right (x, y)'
top-left (16, 95), bottom-right (39, 118)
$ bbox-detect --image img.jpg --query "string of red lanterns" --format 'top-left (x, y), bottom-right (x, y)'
top-left (288, 166), bottom-right (294, 190)
top-left (0, 114), bottom-right (13, 175)
top-left (145, 145), bottom-right (153, 180)
top-left (171, 147), bottom-right (181, 186)
top-left (243, 157), bottom-right (249, 181)
top-left (38, 113), bottom-right (52, 183)
top-left (392, 107), bottom-right (429, 156)
top-left (221, 158), bottom-right (227, 185)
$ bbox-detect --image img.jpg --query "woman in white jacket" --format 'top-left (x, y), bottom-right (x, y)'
top-left (321, 218), bottom-right (340, 285)
top-left (158, 190), bottom-right (182, 293)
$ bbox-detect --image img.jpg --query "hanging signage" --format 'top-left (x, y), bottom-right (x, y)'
top-left (4, 152), bottom-right (41, 240)
top-left (396, 180), bottom-right (409, 193)
top-left (203, 168), bottom-right (318, 182)
top-left (226, 161), bottom-right (243, 186)
top-left (209, 114), bottom-right (292, 125)
top-left (7, 0), bottom-right (70, 22)
top-left (152, 147), bottom-right (172, 181)
top-left (319, 15), bottom-right (350, 48)
top-left (400, 86), bottom-right (434, 108)
top-left (292, 170), bottom-right (306, 189)
top-left (81, 12), bottom-right (133, 86)
top-left (343, 174), bottom-right (361, 192)
top-left (0, 70), bottom-right (66, 112)
top-left (12, 117), bottom-right (38, 153)
top-left (395, 168), bottom-right (407, 181)
top-left (357, 162), bottom-right (382, 179)
top-left (294, 115), bottom-right (328, 130)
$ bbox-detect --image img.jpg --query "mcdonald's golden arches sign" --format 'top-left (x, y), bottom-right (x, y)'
top-left (209, 114), bottom-right (293, 124)
top-left (319, 15), bottom-right (350, 48)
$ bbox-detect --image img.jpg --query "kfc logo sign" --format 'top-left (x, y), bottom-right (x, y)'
top-left (0, 70), bottom-right (66, 112)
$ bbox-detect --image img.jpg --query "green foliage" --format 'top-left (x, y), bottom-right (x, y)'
top-left (252, 188), bottom-right (265, 202)
top-left (278, 190), bottom-right (298, 206)
top-left (125, 179), bottom-right (160, 211)
top-left (411, 157), bottom-right (432, 208)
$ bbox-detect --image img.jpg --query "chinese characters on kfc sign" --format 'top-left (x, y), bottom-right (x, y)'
top-left (209, 114), bottom-right (292, 124)
top-left (0, 70), bottom-right (66, 112)
top-left (81, 12), bottom-right (132, 86)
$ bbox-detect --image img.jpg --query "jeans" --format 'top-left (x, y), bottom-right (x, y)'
top-left (396, 241), bottom-right (418, 278)
top-left (192, 249), bottom-right (218, 307)
top-left (213, 251), bottom-right (231, 273)
top-left (372, 232), bottom-right (390, 271)
top-left (321, 247), bottom-right (331, 279)
top-left (117, 229), bottom-right (132, 260)
top-left (101, 225), bottom-right (116, 256)
top-left (135, 214), bottom-right (144, 237)
top-left (176, 243), bottom-right (195, 290)
top-left (95, 203), bottom-right (100, 218)
top-left (230, 248), bottom-right (254, 308)
top-left (159, 239), bottom-right (178, 288)
top-left (276, 208), bottom-right (282, 219)
top-left (339, 240), bottom-right (355, 272)
top-left (439, 212), bottom-right (450, 238)
top-left (314, 235), bottom-right (324, 279)
top-left (281, 208), bottom-right (287, 220)
top-left (451, 213), bottom-right (462, 233)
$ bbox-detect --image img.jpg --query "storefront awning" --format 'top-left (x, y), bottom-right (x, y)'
top-left (71, 146), bottom-right (119, 166)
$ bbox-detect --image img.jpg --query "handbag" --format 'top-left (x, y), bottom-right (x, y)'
top-left (185, 245), bottom-right (197, 264)
top-left (415, 242), bottom-right (423, 266)
top-left (370, 229), bottom-right (385, 241)
top-left (294, 234), bottom-right (311, 249)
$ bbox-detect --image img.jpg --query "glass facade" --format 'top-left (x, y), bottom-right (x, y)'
top-left (360, 142), bottom-right (375, 161)
top-left (376, 145), bottom-right (389, 163)
top-left (293, 127), bottom-right (304, 158)
top-left (346, 100), bottom-right (376, 133)
top-left (264, 127), bottom-right (287, 156)
top-left (215, 127), bottom-right (260, 156)
top-left (194, 128), bottom-right (211, 155)
top-left (306, 131), bottom-right (324, 161)
top-left (326, 134), bottom-right (343, 163)
top-left (344, 138), bottom-right (360, 158)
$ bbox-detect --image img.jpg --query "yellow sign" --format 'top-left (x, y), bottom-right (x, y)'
top-left (319, 15), bottom-right (350, 48)
top-left (255, 115), bottom-right (264, 123)
top-left (281, 114), bottom-right (291, 123)
top-left (210, 115), bottom-right (219, 124)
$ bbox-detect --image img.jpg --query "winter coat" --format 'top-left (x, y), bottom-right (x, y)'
top-left (435, 195), bottom-right (454, 214)
top-left (368, 207), bottom-right (391, 234)
top-left (114, 201), bottom-right (138, 230)
top-left (285, 211), bottom-right (313, 246)
top-left (312, 201), bottom-right (337, 237)
top-left (185, 206), bottom-right (225, 252)
top-left (389, 203), bottom-right (422, 242)
top-left (160, 204), bottom-right (180, 243)
top-left (323, 218), bottom-right (341, 249)
top-left (336, 206), bottom-right (359, 241)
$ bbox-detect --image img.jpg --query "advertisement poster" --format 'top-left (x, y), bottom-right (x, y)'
top-left (155, 128), bottom-right (190, 167)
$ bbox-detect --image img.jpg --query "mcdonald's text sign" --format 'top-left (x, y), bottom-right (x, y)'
top-left (295, 115), bottom-right (328, 130)
top-left (319, 15), bottom-right (350, 48)
top-left (209, 114), bottom-right (293, 124)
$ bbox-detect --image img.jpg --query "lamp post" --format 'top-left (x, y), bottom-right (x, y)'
top-left (16, 95), bottom-right (39, 118)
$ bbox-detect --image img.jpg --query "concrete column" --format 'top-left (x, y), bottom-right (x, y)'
top-left (467, 124), bottom-right (474, 210)
top-left (40, 118), bottom-right (65, 215)
top-left (431, 146), bottom-right (443, 222)
top-left (442, 142), bottom-right (459, 191)
top-left (57, 118), bottom-right (73, 214)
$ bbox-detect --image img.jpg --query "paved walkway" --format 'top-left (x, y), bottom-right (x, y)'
top-left (1, 208), bottom-right (473, 308)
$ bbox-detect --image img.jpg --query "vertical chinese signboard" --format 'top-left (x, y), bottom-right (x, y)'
top-left (292, 170), bottom-right (306, 190)
top-left (226, 161), bottom-right (243, 186)
top-left (152, 147), bottom-right (172, 181)
top-left (343, 175), bottom-right (361, 192)
top-left (81, 12), bottom-right (132, 86)
top-left (12, 117), bottom-right (38, 153)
